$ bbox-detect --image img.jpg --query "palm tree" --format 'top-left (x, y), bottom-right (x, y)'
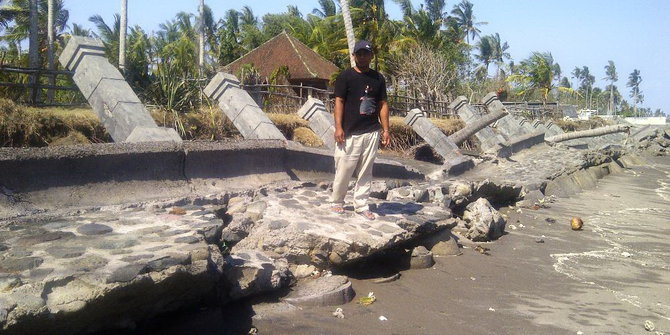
top-left (450, 0), bottom-right (486, 44)
top-left (198, 0), bottom-right (204, 69)
top-left (312, 0), bottom-right (336, 18)
top-left (70, 23), bottom-right (92, 37)
top-left (89, 14), bottom-right (121, 66)
top-left (507, 51), bottom-right (569, 103)
top-left (489, 33), bottom-right (509, 78)
top-left (28, 0), bottom-right (38, 70)
top-left (474, 35), bottom-right (493, 75)
top-left (604, 60), bottom-right (617, 115)
top-left (627, 69), bottom-right (642, 116)
top-left (339, 0), bottom-right (355, 67)
top-left (425, 0), bottom-right (446, 23)
top-left (119, 0), bottom-right (127, 74)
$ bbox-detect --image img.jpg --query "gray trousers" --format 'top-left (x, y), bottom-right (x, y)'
top-left (330, 130), bottom-right (380, 212)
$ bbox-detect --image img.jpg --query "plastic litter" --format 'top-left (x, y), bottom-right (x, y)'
top-left (358, 292), bottom-right (376, 306)
top-left (332, 308), bottom-right (345, 319)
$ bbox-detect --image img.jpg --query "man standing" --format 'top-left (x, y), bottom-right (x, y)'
top-left (330, 40), bottom-right (390, 220)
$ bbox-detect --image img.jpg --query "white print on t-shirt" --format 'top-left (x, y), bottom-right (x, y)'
top-left (359, 85), bottom-right (377, 115)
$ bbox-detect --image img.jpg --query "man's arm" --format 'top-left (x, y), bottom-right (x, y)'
top-left (334, 97), bottom-right (345, 143)
top-left (379, 100), bottom-right (390, 147)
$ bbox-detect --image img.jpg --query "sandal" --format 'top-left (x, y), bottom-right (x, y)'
top-left (331, 205), bottom-right (345, 214)
top-left (357, 210), bottom-right (376, 221)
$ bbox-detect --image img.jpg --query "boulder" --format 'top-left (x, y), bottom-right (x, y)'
top-left (462, 198), bottom-right (506, 242)
top-left (410, 246), bottom-right (435, 269)
top-left (220, 214), bottom-right (254, 247)
top-left (283, 275), bottom-right (354, 307)
top-left (223, 250), bottom-right (290, 300)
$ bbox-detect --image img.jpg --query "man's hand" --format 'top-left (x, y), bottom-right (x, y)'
top-left (381, 130), bottom-right (391, 147)
top-left (335, 128), bottom-right (345, 143)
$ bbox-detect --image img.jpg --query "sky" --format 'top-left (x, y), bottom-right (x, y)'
top-left (23, 0), bottom-right (670, 113)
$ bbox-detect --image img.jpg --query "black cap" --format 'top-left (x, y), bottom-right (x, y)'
top-left (354, 40), bottom-right (373, 54)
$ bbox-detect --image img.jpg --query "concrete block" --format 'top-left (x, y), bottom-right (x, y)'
top-left (108, 102), bottom-right (159, 141)
top-left (449, 96), bottom-right (478, 122)
top-left (206, 72), bottom-right (286, 140)
top-left (297, 98), bottom-right (336, 149)
top-left (71, 57), bottom-right (125, 98)
top-left (254, 122), bottom-right (286, 140)
top-left (59, 36), bottom-right (180, 143)
top-left (59, 36), bottom-right (106, 72)
top-left (203, 72), bottom-right (241, 101)
top-left (404, 108), bottom-right (473, 173)
top-left (88, 78), bottom-right (142, 114)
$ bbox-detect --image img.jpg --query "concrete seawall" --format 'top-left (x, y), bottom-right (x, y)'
top-left (0, 141), bottom-right (423, 215)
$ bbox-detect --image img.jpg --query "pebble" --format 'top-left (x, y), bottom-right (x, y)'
top-left (77, 224), bottom-right (113, 236)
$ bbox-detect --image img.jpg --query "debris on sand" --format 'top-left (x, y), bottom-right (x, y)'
top-left (571, 217), bottom-right (584, 230)
top-left (332, 308), bottom-right (345, 319)
top-left (373, 273), bottom-right (401, 284)
top-left (644, 320), bottom-right (655, 331)
top-left (358, 292), bottom-right (376, 306)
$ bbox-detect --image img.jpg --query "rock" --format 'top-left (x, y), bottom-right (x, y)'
top-left (293, 264), bottom-right (317, 279)
top-left (386, 186), bottom-right (429, 203)
top-left (67, 255), bottom-right (108, 272)
top-left (449, 182), bottom-right (472, 205)
top-left (227, 197), bottom-right (250, 214)
top-left (77, 223), bottom-right (113, 235)
top-left (107, 263), bottom-right (148, 283)
top-left (328, 252), bottom-right (343, 265)
top-left (174, 235), bottom-right (201, 244)
top-left (193, 220), bottom-right (224, 244)
top-left (246, 201), bottom-right (267, 222)
top-left (0, 257), bottom-right (44, 272)
top-left (283, 275), bottom-right (355, 307)
top-left (220, 214), bottom-right (254, 246)
top-left (0, 275), bottom-right (22, 292)
top-left (473, 180), bottom-right (522, 204)
top-left (15, 231), bottom-right (75, 246)
top-left (410, 246), bottom-right (435, 269)
top-left (46, 246), bottom-right (86, 259)
top-left (462, 198), bottom-right (506, 242)
top-left (369, 180), bottom-right (389, 200)
top-left (516, 190), bottom-right (546, 208)
top-left (419, 225), bottom-right (459, 249)
top-left (146, 253), bottom-right (191, 272)
top-left (430, 239), bottom-right (461, 256)
top-left (224, 250), bottom-right (289, 300)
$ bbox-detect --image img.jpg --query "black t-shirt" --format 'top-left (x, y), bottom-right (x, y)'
top-left (334, 68), bottom-right (388, 136)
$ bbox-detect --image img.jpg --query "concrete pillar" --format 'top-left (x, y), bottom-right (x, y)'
top-left (204, 72), bottom-right (286, 140)
top-left (543, 120), bottom-right (565, 137)
top-left (297, 97), bottom-right (335, 150)
top-left (531, 120), bottom-right (549, 133)
top-left (448, 96), bottom-right (507, 153)
top-left (59, 36), bottom-right (181, 143)
top-left (404, 109), bottom-right (473, 174)
top-left (481, 93), bottom-right (537, 137)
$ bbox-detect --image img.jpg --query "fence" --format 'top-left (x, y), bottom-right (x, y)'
top-left (239, 83), bottom-right (456, 118)
top-left (0, 66), bottom-right (85, 106)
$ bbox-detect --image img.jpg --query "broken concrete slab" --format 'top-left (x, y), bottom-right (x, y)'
top-left (283, 275), bottom-right (354, 307)
top-left (233, 186), bottom-right (453, 268)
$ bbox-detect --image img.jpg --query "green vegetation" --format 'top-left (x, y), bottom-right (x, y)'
top-left (1, 0), bottom-right (664, 148)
